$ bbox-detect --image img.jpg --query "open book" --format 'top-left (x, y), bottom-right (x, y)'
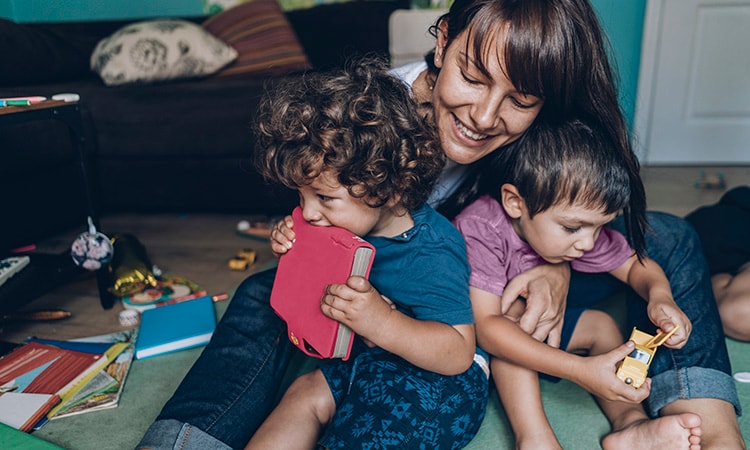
top-left (270, 207), bottom-right (375, 360)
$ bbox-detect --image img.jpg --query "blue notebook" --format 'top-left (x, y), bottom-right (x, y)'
top-left (134, 295), bottom-right (216, 360)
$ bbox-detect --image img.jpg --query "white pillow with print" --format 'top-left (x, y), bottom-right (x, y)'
top-left (91, 19), bottom-right (237, 86)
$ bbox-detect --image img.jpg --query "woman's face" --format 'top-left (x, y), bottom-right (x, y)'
top-left (432, 23), bottom-right (543, 165)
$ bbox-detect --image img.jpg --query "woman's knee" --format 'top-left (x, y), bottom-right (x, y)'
top-left (644, 212), bottom-right (703, 260)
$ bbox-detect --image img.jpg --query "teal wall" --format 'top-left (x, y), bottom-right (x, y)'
top-left (1, 0), bottom-right (645, 127)
top-left (0, 0), bottom-right (203, 22)
top-left (592, 0), bottom-right (647, 129)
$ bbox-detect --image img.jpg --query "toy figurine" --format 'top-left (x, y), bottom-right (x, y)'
top-left (616, 326), bottom-right (679, 388)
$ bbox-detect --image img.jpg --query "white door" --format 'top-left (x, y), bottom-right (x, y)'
top-left (635, 0), bottom-right (750, 164)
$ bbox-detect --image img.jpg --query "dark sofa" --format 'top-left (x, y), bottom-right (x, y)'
top-left (0, 0), bottom-right (409, 252)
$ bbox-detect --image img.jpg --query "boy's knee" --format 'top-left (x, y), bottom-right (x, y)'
top-left (285, 370), bottom-right (336, 424)
top-left (573, 309), bottom-right (622, 352)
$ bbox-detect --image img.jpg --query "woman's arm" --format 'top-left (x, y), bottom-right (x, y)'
top-left (500, 262), bottom-right (570, 347)
top-left (610, 255), bottom-right (691, 347)
top-left (322, 276), bottom-right (476, 375)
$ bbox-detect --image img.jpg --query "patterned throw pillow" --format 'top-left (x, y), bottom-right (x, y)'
top-left (90, 19), bottom-right (238, 86)
top-left (202, 0), bottom-right (312, 79)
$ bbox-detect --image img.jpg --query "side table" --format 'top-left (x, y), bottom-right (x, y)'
top-left (0, 99), bottom-right (115, 309)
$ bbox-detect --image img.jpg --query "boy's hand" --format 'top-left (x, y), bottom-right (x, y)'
top-left (574, 341), bottom-right (652, 403)
top-left (320, 276), bottom-right (394, 345)
top-left (269, 215), bottom-right (295, 256)
top-left (647, 298), bottom-right (692, 348)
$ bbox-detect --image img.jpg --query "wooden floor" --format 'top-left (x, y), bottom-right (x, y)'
top-left (1, 165), bottom-right (749, 344)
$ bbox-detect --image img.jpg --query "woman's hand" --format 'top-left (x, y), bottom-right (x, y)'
top-left (269, 215), bottom-right (295, 256)
top-left (572, 341), bottom-right (652, 403)
top-left (500, 263), bottom-right (570, 347)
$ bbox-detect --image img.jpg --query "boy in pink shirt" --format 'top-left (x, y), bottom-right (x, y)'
top-left (454, 119), bottom-right (701, 449)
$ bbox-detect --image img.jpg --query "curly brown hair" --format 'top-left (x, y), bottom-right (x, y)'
top-left (253, 57), bottom-right (444, 212)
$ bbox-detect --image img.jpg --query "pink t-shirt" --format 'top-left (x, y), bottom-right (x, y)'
top-left (453, 195), bottom-right (633, 297)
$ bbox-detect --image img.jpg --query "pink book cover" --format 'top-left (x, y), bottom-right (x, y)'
top-left (270, 207), bottom-right (375, 360)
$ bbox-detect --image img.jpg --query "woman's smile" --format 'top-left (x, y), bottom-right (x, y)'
top-left (453, 115), bottom-right (489, 141)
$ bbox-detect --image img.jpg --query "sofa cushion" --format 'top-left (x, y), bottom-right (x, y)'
top-left (90, 19), bottom-right (238, 86)
top-left (202, 0), bottom-right (312, 78)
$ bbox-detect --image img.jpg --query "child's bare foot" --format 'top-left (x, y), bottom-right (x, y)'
top-left (602, 413), bottom-right (702, 450)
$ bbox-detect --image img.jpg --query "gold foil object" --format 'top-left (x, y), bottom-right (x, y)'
top-left (108, 234), bottom-right (158, 297)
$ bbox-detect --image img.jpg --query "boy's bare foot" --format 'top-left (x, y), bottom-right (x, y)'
top-left (602, 413), bottom-right (702, 450)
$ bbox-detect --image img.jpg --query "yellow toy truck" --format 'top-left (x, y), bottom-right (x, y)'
top-left (616, 326), bottom-right (679, 388)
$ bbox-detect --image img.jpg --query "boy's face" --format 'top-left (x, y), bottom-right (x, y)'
top-left (515, 202), bottom-right (618, 264)
top-left (297, 170), bottom-right (409, 238)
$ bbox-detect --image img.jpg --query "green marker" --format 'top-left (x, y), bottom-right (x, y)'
top-left (0, 99), bottom-right (32, 107)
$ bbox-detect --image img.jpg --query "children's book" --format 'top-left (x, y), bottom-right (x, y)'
top-left (0, 341), bottom-right (112, 431)
top-left (0, 393), bottom-right (58, 432)
top-left (121, 274), bottom-right (205, 311)
top-left (270, 207), bottom-right (375, 360)
top-left (134, 295), bottom-right (216, 360)
top-left (30, 330), bottom-right (137, 419)
top-left (45, 342), bottom-right (128, 418)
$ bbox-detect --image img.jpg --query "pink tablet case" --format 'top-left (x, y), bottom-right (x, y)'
top-left (270, 207), bottom-right (375, 360)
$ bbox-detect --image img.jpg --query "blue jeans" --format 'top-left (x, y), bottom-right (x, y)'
top-left (138, 268), bottom-right (291, 450)
top-left (138, 212), bottom-right (740, 449)
top-left (569, 212), bottom-right (741, 417)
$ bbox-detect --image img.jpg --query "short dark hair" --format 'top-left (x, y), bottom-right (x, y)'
top-left (254, 57), bottom-right (444, 211)
top-left (485, 119), bottom-right (646, 256)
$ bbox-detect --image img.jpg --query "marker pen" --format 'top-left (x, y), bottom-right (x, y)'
top-left (0, 96), bottom-right (47, 107)
top-left (0, 96), bottom-right (46, 103)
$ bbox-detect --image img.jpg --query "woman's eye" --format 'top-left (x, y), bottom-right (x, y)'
top-left (460, 70), bottom-right (482, 85)
top-left (512, 97), bottom-right (538, 109)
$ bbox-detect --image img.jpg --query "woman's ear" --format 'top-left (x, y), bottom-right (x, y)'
top-left (501, 184), bottom-right (524, 219)
top-left (434, 19), bottom-right (449, 68)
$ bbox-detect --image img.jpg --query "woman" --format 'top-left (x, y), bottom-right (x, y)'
top-left (138, 1), bottom-right (742, 449)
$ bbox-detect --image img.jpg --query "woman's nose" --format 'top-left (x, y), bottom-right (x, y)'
top-left (472, 93), bottom-right (502, 130)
